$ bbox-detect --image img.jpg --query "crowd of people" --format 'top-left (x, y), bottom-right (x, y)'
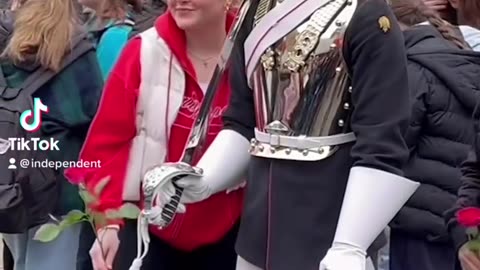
top-left (0, 0), bottom-right (480, 269)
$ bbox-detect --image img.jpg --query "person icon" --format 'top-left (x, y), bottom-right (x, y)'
top-left (8, 158), bottom-right (17, 170)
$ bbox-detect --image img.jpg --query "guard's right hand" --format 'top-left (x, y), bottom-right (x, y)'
top-left (459, 243), bottom-right (480, 270)
top-left (90, 226), bottom-right (120, 270)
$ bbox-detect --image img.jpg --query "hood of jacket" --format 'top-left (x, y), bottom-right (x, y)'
top-left (460, 25), bottom-right (480, 51)
top-left (404, 25), bottom-right (480, 113)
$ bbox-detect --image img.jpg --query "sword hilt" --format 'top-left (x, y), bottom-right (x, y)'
top-left (159, 176), bottom-right (184, 227)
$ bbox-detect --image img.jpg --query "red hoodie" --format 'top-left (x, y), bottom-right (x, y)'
top-left (67, 12), bottom-right (243, 251)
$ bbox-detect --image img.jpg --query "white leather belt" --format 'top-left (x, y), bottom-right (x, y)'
top-left (249, 128), bottom-right (356, 161)
top-left (254, 128), bottom-right (356, 148)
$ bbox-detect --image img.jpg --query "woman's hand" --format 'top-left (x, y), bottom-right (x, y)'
top-left (90, 226), bottom-right (120, 270)
top-left (459, 243), bottom-right (480, 270)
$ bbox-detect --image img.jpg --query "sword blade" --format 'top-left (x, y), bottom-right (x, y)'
top-left (182, 65), bottom-right (227, 163)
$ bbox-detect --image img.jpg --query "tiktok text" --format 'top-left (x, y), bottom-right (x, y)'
top-left (8, 137), bottom-right (60, 151)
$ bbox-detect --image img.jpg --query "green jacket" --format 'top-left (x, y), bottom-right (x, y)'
top-left (1, 49), bottom-right (104, 215)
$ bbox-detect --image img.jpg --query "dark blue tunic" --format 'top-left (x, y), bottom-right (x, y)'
top-left (223, 0), bottom-right (411, 269)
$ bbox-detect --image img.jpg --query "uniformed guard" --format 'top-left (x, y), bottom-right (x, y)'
top-left (147, 0), bottom-right (420, 269)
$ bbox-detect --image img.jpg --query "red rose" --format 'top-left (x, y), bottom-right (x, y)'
top-left (457, 207), bottom-right (480, 227)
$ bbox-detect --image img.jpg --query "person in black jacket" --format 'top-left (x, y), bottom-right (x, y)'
top-left (446, 143), bottom-right (480, 270)
top-left (388, 1), bottom-right (480, 270)
top-left (151, 0), bottom-right (419, 269)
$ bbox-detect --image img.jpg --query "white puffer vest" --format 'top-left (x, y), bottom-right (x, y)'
top-left (122, 28), bottom-right (186, 201)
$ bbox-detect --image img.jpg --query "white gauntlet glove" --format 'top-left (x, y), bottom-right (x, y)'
top-left (176, 175), bottom-right (214, 204)
top-left (155, 130), bottom-right (250, 209)
top-left (177, 130), bottom-right (250, 203)
top-left (319, 167), bottom-right (419, 270)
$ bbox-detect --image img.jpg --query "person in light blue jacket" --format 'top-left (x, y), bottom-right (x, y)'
top-left (80, 0), bottom-right (142, 80)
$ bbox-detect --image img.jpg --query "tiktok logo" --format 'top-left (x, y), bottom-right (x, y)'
top-left (19, 98), bottom-right (48, 132)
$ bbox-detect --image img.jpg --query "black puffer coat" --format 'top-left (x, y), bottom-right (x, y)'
top-left (390, 25), bottom-right (480, 244)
